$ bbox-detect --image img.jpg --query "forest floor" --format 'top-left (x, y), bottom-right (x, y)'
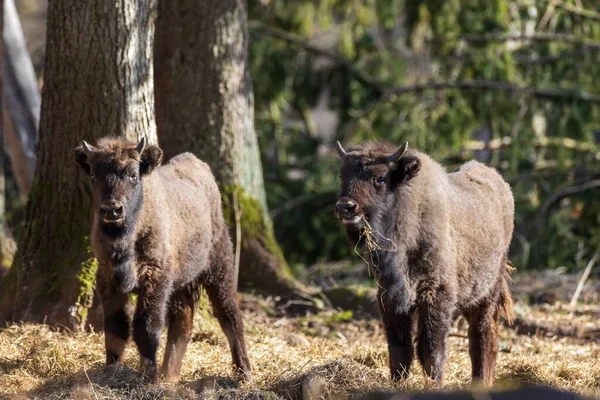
top-left (1, 269), bottom-right (600, 399)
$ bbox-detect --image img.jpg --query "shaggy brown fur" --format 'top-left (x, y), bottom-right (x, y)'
top-left (73, 137), bottom-right (251, 382)
top-left (335, 141), bottom-right (514, 386)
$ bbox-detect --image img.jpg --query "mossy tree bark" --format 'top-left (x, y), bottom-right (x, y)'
top-left (154, 0), bottom-right (303, 295)
top-left (0, 1), bottom-right (158, 329)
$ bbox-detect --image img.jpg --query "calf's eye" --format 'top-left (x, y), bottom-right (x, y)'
top-left (130, 175), bottom-right (138, 183)
top-left (376, 176), bottom-right (386, 184)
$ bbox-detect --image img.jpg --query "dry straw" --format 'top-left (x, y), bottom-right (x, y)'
top-left (2, 289), bottom-right (600, 399)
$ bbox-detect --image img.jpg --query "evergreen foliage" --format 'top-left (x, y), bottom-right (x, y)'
top-left (248, 0), bottom-right (600, 270)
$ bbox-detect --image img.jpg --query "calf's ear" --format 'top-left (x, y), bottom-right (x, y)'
top-left (73, 146), bottom-right (91, 175)
top-left (140, 145), bottom-right (163, 175)
top-left (390, 156), bottom-right (421, 188)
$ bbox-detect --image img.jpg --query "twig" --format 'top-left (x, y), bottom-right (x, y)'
top-left (83, 365), bottom-right (99, 400)
top-left (570, 252), bottom-right (599, 308)
top-left (233, 191), bottom-right (242, 290)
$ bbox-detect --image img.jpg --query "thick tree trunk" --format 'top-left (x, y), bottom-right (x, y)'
top-left (0, 0), bottom-right (158, 329)
top-left (3, 0), bottom-right (40, 196)
top-left (154, 0), bottom-right (303, 295)
top-left (0, 0), bottom-right (6, 275)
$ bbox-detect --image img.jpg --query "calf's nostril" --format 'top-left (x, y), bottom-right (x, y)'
top-left (336, 200), bottom-right (358, 217)
top-left (114, 206), bottom-right (124, 216)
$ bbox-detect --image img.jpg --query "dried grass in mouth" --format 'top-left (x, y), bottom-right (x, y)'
top-left (354, 217), bottom-right (397, 270)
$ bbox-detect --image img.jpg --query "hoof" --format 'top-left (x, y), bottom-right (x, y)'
top-left (139, 358), bottom-right (157, 381)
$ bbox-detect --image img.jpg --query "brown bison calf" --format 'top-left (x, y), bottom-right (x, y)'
top-left (335, 141), bottom-right (513, 386)
top-left (74, 137), bottom-right (251, 382)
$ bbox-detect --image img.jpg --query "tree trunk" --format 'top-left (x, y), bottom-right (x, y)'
top-left (154, 0), bottom-right (303, 295)
top-left (3, 0), bottom-right (40, 196)
top-left (0, 0), bottom-right (158, 330)
top-left (0, 0), bottom-right (6, 277)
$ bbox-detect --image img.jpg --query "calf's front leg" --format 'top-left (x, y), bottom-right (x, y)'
top-left (161, 287), bottom-right (195, 382)
top-left (378, 286), bottom-right (414, 381)
top-left (97, 264), bottom-right (132, 364)
top-left (133, 269), bottom-right (172, 381)
top-left (416, 285), bottom-right (455, 386)
top-left (382, 310), bottom-right (414, 381)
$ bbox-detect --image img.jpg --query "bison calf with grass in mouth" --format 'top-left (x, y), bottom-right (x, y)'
top-left (335, 141), bottom-right (514, 386)
top-left (74, 137), bottom-right (251, 382)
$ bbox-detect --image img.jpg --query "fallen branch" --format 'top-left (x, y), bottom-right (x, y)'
top-left (505, 316), bottom-right (600, 340)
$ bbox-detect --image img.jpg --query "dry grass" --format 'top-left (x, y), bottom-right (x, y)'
top-left (1, 282), bottom-right (600, 399)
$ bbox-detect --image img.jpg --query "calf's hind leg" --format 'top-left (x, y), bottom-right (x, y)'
top-left (205, 277), bottom-right (251, 380)
top-left (205, 235), bottom-right (251, 380)
top-left (161, 286), bottom-right (195, 382)
top-left (467, 297), bottom-right (500, 386)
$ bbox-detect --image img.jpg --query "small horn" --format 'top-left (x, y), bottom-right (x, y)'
top-left (336, 141), bottom-right (347, 158)
top-left (386, 142), bottom-right (408, 164)
top-left (82, 140), bottom-right (95, 155)
top-left (135, 137), bottom-right (146, 155)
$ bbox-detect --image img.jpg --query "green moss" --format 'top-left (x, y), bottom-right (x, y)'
top-left (74, 246), bottom-right (98, 326)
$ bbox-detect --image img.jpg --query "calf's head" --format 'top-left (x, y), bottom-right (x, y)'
top-left (335, 141), bottom-right (421, 231)
top-left (73, 137), bottom-right (163, 235)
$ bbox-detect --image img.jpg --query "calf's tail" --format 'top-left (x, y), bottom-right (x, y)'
top-left (498, 261), bottom-right (515, 325)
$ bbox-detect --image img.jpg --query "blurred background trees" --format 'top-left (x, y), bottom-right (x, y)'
top-left (247, 0), bottom-right (600, 273)
top-left (0, 0), bottom-right (599, 325)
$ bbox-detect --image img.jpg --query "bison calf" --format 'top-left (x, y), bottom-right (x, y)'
top-left (335, 141), bottom-right (513, 386)
top-left (74, 137), bottom-right (251, 382)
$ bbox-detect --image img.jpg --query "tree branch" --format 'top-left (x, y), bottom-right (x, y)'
top-left (463, 136), bottom-right (600, 155)
top-left (539, 179), bottom-right (600, 221)
top-left (248, 21), bottom-right (385, 96)
top-left (430, 32), bottom-right (600, 47)
top-left (270, 192), bottom-right (338, 219)
top-left (544, 0), bottom-right (600, 22)
top-left (386, 80), bottom-right (600, 104)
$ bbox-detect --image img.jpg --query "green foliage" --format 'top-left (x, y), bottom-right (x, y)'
top-left (249, 0), bottom-right (600, 270)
